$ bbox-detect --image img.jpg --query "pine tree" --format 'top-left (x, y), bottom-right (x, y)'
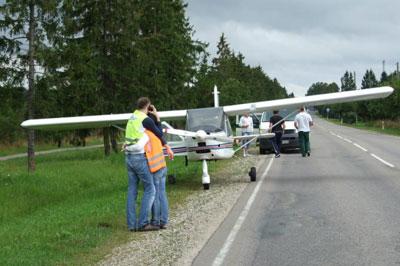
top-left (361, 69), bottom-right (378, 89)
top-left (380, 71), bottom-right (388, 83)
top-left (135, 0), bottom-right (206, 110)
top-left (340, 71), bottom-right (356, 91)
top-left (0, 0), bottom-right (59, 171)
top-left (212, 33), bottom-right (232, 67)
top-left (56, 0), bottom-right (144, 155)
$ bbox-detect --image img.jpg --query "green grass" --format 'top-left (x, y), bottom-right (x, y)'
top-left (0, 149), bottom-right (213, 265)
top-left (322, 117), bottom-right (400, 137)
top-left (0, 138), bottom-right (104, 157)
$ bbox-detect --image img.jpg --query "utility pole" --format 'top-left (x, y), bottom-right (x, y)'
top-left (382, 60), bottom-right (386, 73)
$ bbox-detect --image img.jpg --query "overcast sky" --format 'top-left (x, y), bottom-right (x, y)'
top-left (186, 0), bottom-right (400, 96)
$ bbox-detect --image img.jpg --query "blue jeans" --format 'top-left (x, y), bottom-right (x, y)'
top-left (151, 167), bottom-right (169, 226)
top-left (125, 153), bottom-right (155, 230)
top-left (242, 131), bottom-right (252, 149)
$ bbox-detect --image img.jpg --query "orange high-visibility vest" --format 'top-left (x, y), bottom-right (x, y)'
top-left (145, 130), bottom-right (166, 173)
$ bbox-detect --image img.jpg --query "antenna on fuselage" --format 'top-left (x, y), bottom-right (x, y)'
top-left (213, 85), bottom-right (220, 107)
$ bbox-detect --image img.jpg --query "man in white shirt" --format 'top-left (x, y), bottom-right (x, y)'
top-left (239, 112), bottom-right (254, 157)
top-left (294, 107), bottom-right (314, 157)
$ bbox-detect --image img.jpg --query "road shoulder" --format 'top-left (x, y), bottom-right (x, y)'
top-left (99, 155), bottom-right (261, 266)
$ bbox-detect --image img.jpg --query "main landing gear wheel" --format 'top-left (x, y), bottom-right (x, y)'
top-left (249, 167), bottom-right (256, 182)
top-left (203, 183), bottom-right (210, 190)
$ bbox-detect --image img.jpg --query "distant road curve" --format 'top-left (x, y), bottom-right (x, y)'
top-left (0, 144), bottom-right (104, 161)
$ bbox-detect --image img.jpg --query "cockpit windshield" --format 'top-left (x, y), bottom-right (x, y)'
top-left (186, 107), bottom-right (225, 133)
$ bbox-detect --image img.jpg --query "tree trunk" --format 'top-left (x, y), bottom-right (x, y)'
top-left (103, 127), bottom-right (111, 156)
top-left (27, 2), bottom-right (36, 172)
top-left (110, 127), bottom-right (118, 153)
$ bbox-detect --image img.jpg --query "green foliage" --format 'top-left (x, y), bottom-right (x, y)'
top-left (306, 82), bottom-right (340, 117)
top-left (308, 69), bottom-right (400, 122)
top-left (0, 149), bottom-right (208, 265)
top-left (192, 33), bottom-right (288, 108)
top-left (340, 71), bottom-right (356, 91)
top-left (361, 69), bottom-right (378, 89)
top-left (0, 2), bottom-right (287, 149)
top-left (0, 84), bottom-right (25, 143)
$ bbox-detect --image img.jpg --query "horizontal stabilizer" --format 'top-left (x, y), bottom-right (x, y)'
top-left (233, 133), bottom-right (275, 141)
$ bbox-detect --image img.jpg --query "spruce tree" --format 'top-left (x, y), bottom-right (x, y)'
top-left (361, 69), bottom-right (378, 89)
top-left (0, 0), bottom-right (59, 171)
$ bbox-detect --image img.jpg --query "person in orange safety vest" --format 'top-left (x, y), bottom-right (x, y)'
top-left (146, 112), bottom-right (173, 229)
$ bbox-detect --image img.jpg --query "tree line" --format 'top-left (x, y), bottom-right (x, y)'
top-left (0, 1), bottom-right (288, 171)
top-left (306, 69), bottom-right (400, 123)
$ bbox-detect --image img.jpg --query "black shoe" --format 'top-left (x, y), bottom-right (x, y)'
top-left (129, 228), bottom-right (137, 232)
top-left (138, 224), bottom-right (160, 231)
top-left (307, 152), bottom-right (310, 157)
top-left (160, 224), bottom-right (168, 230)
top-left (275, 154), bottom-right (280, 158)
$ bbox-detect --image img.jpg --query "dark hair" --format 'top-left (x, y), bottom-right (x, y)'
top-left (273, 110), bottom-right (279, 114)
top-left (300, 107), bottom-right (305, 111)
top-left (147, 112), bottom-right (157, 123)
top-left (137, 97), bottom-right (150, 109)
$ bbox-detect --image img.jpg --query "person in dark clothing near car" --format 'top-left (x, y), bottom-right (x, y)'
top-left (269, 110), bottom-right (285, 158)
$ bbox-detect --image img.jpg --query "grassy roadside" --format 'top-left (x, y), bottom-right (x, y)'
top-left (0, 137), bottom-right (104, 157)
top-left (0, 149), bottom-right (225, 265)
top-left (320, 117), bottom-right (400, 137)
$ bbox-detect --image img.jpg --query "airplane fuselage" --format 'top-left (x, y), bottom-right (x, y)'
top-left (167, 136), bottom-right (235, 161)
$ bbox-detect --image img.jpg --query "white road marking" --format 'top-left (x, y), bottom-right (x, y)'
top-left (370, 153), bottom-right (395, 168)
top-left (343, 138), bottom-right (353, 144)
top-left (353, 143), bottom-right (368, 152)
top-left (212, 157), bottom-right (274, 266)
top-left (329, 131), bottom-right (336, 136)
top-left (330, 131), bottom-right (395, 168)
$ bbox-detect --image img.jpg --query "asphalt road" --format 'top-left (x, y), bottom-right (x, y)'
top-left (193, 116), bottom-right (400, 266)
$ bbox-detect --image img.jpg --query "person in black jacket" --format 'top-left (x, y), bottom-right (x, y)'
top-left (269, 110), bottom-right (285, 158)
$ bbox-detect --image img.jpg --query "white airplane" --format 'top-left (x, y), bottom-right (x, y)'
top-left (21, 86), bottom-right (394, 189)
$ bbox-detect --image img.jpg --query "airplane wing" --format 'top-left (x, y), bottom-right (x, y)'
top-left (20, 110), bottom-right (187, 130)
top-left (21, 86), bottom-right (393, 130)
top-left (223, 86), bottom-right (394, 116)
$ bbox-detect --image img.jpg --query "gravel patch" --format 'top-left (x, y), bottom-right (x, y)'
top-left (99, 155), bottom-right (260, 266)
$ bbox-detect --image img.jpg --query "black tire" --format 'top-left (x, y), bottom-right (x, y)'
top-left (249, 167), bottom-right (256, 182)
top-left (168, 174), bottom-right (176, 185)
top-left (203, 183), bottom-right (210, 190)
